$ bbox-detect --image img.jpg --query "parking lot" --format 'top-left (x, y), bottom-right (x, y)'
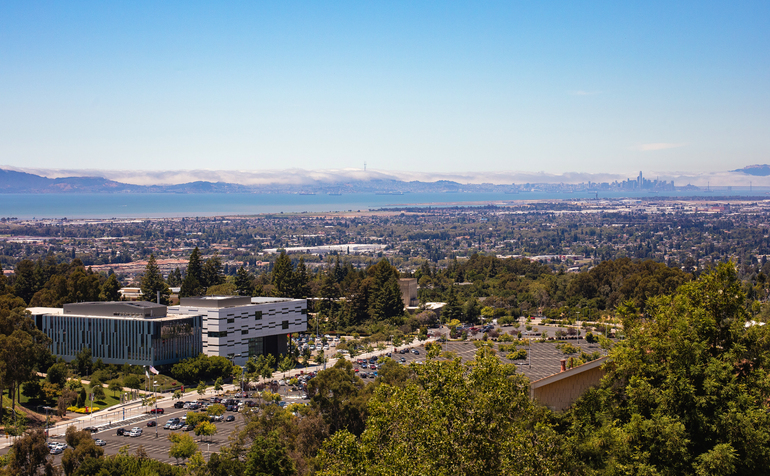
top-left (40, 406), bottom-right (246, 465)
top-left (351, 323), bottom-right (607, 382)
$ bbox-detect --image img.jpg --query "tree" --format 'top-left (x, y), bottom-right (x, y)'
top-left (196, 380), bottom-right (207, 397)
top-left (194, 420), bottom-right (218, 443)
top-left (278, 354), bottom-right (294, 379)
top-left (74, 387), bottom-right (87, 408)
top-left (201, 255), bottom-right (225, 290)
top-left (442, 286), bottom-right (462, 323)
top-left (244, 431), bottom-right (296, 476)
top-left (73, 347), bottom-right (93, 376)
top-left (214, 377), bottom-right (223, 393)
top-left (4, 428), bottom-right (55, 476)
top-left (368, 259), bottom-right (404, 322)
top-left (108, 381), bottom-right (122, 397)
top-left (168, 432), bottom-right (198, 465)
top-left (167, 267), bottom-right (183, 287)
top-left (57, 389), bottom-right (76, 417)
top-left (140, 254), bottom-right (170, 305)
top-left (207, 403), bottom-right (226, 417)
top-left (185, 411), bottom-right (209, 429)
top-left (234, 266), bottom-right (255, 296)
top-left (92, 384), bottom-right (106, 401)
top-left (567, 263), bottom-right (770, 475)
top-left (317, 348), bottom-right (570, 476)
top-left (180, 247), bottom-right (204, 297)
top-left (99, 273), bottom-right (121, 301)
top-left (463, 297), bottom-right (482, 324)
top-left (172, 389), bottom-right (182, 401)
top-left (307, 359), bottom-right (367, 435)
top-left (46, 362), bottom-right (68, 387)
top-left (123, 374), bottom-right (141, 391)
top-left (62, 426), bottom-right (104, 475)
top-left (272, 251), bottom-right (294, 297)
top-left (293, 257), bottom-right (311, 298)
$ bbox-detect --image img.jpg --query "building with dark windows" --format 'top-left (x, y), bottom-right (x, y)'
top-left (27, 302), bottom-right (203, 366)
top-left (167, 296), bottom-right (307, 366)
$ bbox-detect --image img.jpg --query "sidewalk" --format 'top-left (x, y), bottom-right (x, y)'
top-left (0, 339), bottom-right (434, 449)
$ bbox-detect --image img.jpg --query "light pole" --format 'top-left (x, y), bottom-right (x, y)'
top-left (153, 380), bottom-right (158, 438)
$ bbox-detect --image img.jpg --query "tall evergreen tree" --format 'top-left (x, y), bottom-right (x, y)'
top-left (442, 285), bottom-right (462, 323)
top-left (293, 257), bottom-right (311, 298)
top-left (180, 247), bottom-right (204, 297)
top-left (140, 254), bottom-right (170, 304)
top-left (166, 267), bottom-right (182, 287)
top-left (234, 266), bottom-right (255, 296)
top-left (201, 255), bottom-right (225, 289)
top-left (368, 258), bottom-right (404, 322)
top-left (272, 252), bottom-right (294, 297)
top-left (99, 274), bottom-right (121, 301)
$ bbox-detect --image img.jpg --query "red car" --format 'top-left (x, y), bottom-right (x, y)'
top-left (147, 420), bottom-right (157, 427)
top-left (150, 408), bottom-right (164, 414)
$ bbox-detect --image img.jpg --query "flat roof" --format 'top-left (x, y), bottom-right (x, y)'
top-left (26, 307), bottom-right (200, 322)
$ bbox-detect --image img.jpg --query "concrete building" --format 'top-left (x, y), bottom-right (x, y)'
top-left (398, 278), bottom-right (418, 307)
top-left (167, 296), bottom-right (307, 366)
top-left (27, 302), bottom-right (203, 367)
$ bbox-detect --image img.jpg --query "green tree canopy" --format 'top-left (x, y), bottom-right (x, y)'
top-left (566, 263), bottom-right (770, 475)
top-left (140, 254), bottom-right (170, 305)
top-left (180, 247), bottom-right (204, 297)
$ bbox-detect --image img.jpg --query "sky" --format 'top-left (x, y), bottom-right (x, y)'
top-left (1, 1), bottom-right (769, 178)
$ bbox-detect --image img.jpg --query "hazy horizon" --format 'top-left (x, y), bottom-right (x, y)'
top-left (2, 165), bottom-right (768, 188)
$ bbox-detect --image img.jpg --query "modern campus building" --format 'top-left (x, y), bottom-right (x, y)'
top-left (27, 302), bottom-right (204, 367)
top-left (167, 296), bottom-right (307, 366)
top-left (27, 296), bottom-right (307, 368)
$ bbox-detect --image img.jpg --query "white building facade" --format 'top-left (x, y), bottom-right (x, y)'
top-left (168, 296), bottom-right (307, 366)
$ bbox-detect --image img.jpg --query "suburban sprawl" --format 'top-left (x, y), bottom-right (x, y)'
top-left (1, 197), bottom-right (770, 475)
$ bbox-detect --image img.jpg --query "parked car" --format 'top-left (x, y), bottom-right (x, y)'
top-left (116, 428), bottom-right (126, 436)
top-left (147, 420), bottom-right (157, 427)
top-left (225, 415), bottom-right (235, 422)
top-left (411, 349), bottom-right (420, 355)
top-left (50, 446), bottom-right (63, 455)
top-left (173, 401), bottom-right (185, 408)
top-left (129, 427), bottom-right (142, 437)
top-left (94, 439), bottom-right (106, 447)
top-left (83, 426), bottom-right (98, 433)
top-left (399, 357), bottom-right (406, 363)
top-left (150, 408), bottom-right (164, 414)
top-left (182, 424), bottom-right (194, 431)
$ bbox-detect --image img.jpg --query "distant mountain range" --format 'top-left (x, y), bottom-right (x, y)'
top-left (1, 166), bottom-right (766, 193)
top-left (0, 168), bottom-right (474, 194)
top-left (732, 164), bottom-right (770, 176)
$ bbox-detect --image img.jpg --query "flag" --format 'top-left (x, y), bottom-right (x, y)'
top-left (145, 369), bottom-right (150, 379)
top-left (149, 366), bottom-right (160, 375)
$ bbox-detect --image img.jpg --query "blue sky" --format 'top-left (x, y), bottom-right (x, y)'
top-left (1, 1), bottom-right (768, 176)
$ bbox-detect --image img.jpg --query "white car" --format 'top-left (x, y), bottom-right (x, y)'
top-left (129, 427), bottom-right (142, 437)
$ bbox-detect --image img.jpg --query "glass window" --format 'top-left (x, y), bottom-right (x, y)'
top-left (282, 321), bottom-right (289, 330)
top-left (255, 311), bottom-right (263, 320)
